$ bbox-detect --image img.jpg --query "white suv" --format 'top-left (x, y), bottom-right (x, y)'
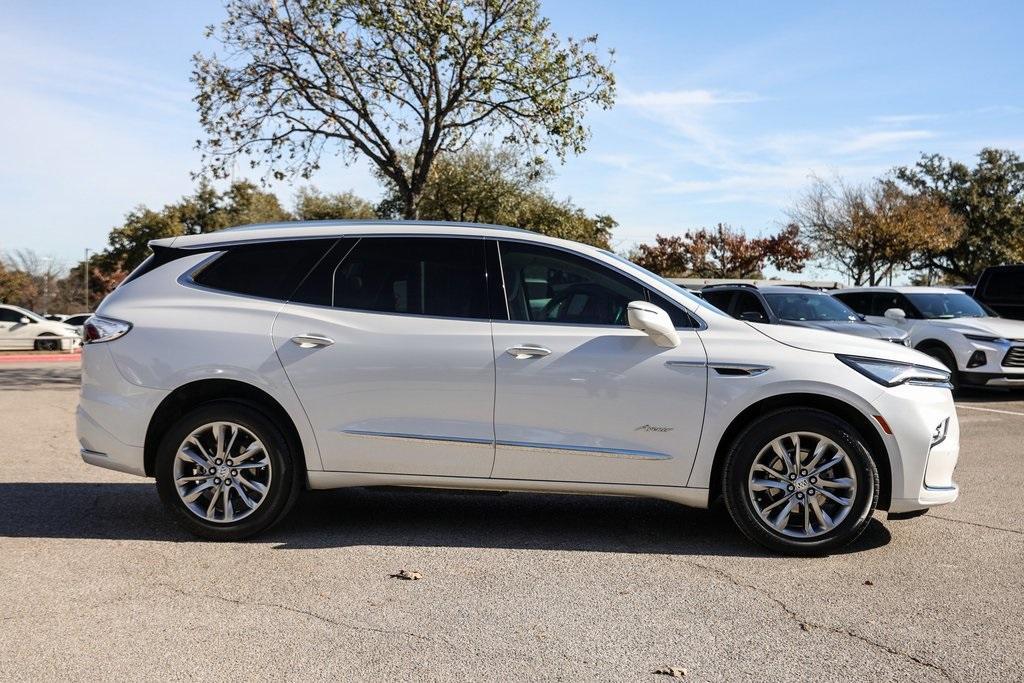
top-left (77, 222), bottom-right (960, 554)
top-left (833, 286), bottom-right (1024, 389)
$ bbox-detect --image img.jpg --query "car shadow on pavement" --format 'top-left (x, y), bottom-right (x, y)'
top-left (0, 365), bottom-right (81, 390)
top-left (0, 482), bottom-right (891, 557)
top-left (954, 387), bottom-right (1024, 404)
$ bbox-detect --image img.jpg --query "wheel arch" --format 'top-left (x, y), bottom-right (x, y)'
top-left (144, 378), bottom-right (305, 479)
top-left (707, 393), bottom-right (892, 510)
top-left (914, 338), bottom-right (956, 361)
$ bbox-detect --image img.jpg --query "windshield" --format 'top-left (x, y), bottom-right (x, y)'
top-left (906, 292), bottom-right (988, 319)
top-left (762, 292), bottom-right (859, 322)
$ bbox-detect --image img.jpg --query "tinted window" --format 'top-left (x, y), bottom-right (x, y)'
top-left (870, 292), bottom-right (919, 318)
top-left (499, 241), bottom-right (647, 326)
top-left (732, 291), bottom-right (768, 321)
top-left (293, 237), bottom-right (490, 319)
top-left (0, 308), bottom-right (25, 323)
top-left (64, 315), bottom-right (92, 326)
top-left (981, 268), bottom-right (1024, 301)
top-left (194, 239), bottom-right (336, 301)
top-left (701, 290), bottom-right (734, 312)
top-left (834, 292), bottom-right (870, 314)
top-left (648, 290), bottom-right (695, 327)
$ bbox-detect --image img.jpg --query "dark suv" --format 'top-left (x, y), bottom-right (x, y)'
top-left (701, 284), bottom-right (911, 345)
top-left (973, 265), bottom-right (1024, 320)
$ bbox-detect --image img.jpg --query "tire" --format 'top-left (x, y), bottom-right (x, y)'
top-left (155, 401), bottom-right (302, 540)
top-left (721, 408), bottom-right (879, 555)
top-left (34, 335), bottom-right (61, 351)
top-left (920, 346), bottom-right (959, 390)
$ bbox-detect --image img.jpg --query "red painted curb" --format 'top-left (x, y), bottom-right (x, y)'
top-left (0, 352), bottom-right (82, 364)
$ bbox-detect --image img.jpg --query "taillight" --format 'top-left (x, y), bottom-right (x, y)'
top-left (83, 316), bottom-right (132, 344)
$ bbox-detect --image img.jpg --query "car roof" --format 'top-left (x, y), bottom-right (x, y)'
top-left (837, 286), bottom-right (963, 295)
top-left (154, 220), bottom-right (547, 250)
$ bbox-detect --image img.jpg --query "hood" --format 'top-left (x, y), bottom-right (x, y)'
top-left (926, 316), bottom-right (1024, 340)
top-left (784, 319), bottom-right (908, 340)
top-left (749, 322), bottom-right (945, 370)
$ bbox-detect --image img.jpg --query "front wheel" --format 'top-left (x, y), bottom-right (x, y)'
top-left (155, 401), bottom-right (301, 540)
top-left (34, 335), bottom-right (61, 351)
top-left (722, 408), bottom-right (879, 555)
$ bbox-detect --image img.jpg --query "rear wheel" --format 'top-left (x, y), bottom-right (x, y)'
top-left (155, 401), bottom-right (301, 540)
top-left (722, 408), bottom-right (879, 555)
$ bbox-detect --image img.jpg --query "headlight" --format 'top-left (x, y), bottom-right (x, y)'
top-left (964, 333), bottom-right (1009, 344)
top-left (837, 355), bottom-right (952, 388)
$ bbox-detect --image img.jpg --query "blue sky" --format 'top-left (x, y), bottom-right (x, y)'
top-left (2, 1), bottom-right (1022, 279)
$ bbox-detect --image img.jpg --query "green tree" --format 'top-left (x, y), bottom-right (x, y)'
top-left (193, 0), bottom-right (615, 218)
top-left (294, 187), bottom-right (378, 220)
top-left (377, 146), bottom-right (614, 247)
top-left (170, 180), bottom-right (290, 233)
top-left (894, 148), bottom-right (1024, 283)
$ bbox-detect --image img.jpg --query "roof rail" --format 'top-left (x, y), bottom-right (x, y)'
top-left (700, 283), bottom-right (758, 290)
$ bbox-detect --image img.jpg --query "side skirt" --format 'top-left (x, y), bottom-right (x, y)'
top-left (306, 471), bottom-right (710, 508)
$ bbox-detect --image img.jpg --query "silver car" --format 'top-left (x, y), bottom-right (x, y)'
top-left (701, 285), bottom-right (911, 345)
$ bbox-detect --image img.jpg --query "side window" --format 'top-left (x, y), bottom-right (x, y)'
top-left (194, 239), bottom-right (336, 301)
top-left (647, 289), bottom-right (695, 328)
top-left (499, 241), bottom-right (646, 326)
top-left (292, 237), bottom-right (490, 319)
top-left (732, 291), bottom-right (769, 322)
top-left (869, 292), bottom-right (917, 318)
top-left (0, 308), bottom-right (24, 323)
top-left (701, 290), bottom-right (734, 313)
top-left (835, 292), bottom-right (869, 314)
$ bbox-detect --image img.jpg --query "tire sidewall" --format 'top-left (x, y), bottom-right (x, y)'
top-left (723, 409), bottom-right (879, 554)
top-left (155, 401), bottom-right (299, 540)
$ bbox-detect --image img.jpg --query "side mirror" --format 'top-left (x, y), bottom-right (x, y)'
top-left (18, 316), bottom-right (31, 324)
top-left (884, 308), bottom-right (907, 322)
top-left (739, 311), bottom-right (767, 323)
top-left (627, 301), bottom-right (680, 348)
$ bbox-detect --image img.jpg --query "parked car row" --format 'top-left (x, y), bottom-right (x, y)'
top-left (698, 282), bottom-right (1024, 390)
top-left (0, 305), bottom-right (86, 351)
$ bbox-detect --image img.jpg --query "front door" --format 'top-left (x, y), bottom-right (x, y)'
top-left (273, 236), bottom-right (497, 477)
top-left (490, 240), bottom-right (707, 486)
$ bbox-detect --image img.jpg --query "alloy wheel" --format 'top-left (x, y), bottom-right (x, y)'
top-left (747, 431), bottom-right (858, 539)
top-left (172, 421), bottom-right (272, 524)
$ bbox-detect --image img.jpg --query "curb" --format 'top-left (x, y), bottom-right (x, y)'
top-left (0, 352), bottom-right (82, 364)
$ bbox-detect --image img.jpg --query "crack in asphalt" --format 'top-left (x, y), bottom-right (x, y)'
top-left (686, 561), bottom-right (954, 682)
top-left (154, 583), bottom-right (439, 644)
top-left (926, 514), bottom-right (1023, 536)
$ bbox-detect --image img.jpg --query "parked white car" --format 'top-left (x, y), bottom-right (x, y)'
top-left (77, 222), bottom-right (960, 554)
top-left (833, 286), bottom-right (1024, 389)
top-left (0, 304), bottom-right (81, 351)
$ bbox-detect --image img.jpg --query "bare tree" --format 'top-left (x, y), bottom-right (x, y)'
top-left (1, 250), bottom-right (65, 313)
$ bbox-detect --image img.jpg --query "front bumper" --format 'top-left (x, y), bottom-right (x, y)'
top-left (959, 370), bottom-right (1024, 388)
top-left (872, 383), bottom-right (960, 513)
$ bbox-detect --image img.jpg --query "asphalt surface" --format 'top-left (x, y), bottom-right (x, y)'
top-left (1, 362), bottom-right (1021, 681)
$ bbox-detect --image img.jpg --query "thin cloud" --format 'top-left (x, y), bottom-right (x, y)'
top-left (619, 89), bottom-right (760, 108)
top-left (836, 129), bottom-right (936, 154)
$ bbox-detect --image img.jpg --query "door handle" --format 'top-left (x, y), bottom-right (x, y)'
top-left (291, 334), bottom-right (335, 348)
top-left (506, 345), bottom-right (551, 360)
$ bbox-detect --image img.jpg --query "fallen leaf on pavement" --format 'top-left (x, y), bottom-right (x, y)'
top-left (389, 569), bottom-right (422, 581)
top-left (653, 665), bottom-right (687, 678)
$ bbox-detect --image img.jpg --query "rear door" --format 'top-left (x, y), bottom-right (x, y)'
top-left (273, 236), bottom-right (498, 477)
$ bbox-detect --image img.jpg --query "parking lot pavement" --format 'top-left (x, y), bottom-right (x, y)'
top-left (1, 362), bottom-right (1022, 682)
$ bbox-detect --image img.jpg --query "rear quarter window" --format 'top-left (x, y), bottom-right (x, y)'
top-left (193, 239), bottom-right (337, 301)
